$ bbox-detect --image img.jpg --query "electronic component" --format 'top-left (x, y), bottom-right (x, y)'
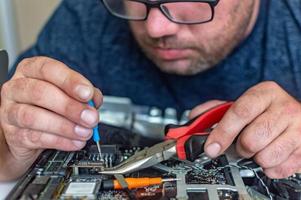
top-left (61, 181), bottom-right (100, 199)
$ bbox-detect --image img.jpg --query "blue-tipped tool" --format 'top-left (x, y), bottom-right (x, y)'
top-left (88, 100), bottom-right (101, 157)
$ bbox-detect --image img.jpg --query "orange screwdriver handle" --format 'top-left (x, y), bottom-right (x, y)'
top-left (113, 177), bottom-right (162, 190)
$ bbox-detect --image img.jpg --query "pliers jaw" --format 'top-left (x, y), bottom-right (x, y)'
top-left (100, 140), bottom-right (177, 174)
top-left (100, 102), bottom-right (233, 175)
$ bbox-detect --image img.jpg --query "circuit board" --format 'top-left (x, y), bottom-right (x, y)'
top-left (6, 96), bottom-right (301, 200)
top-left (7, 144), bottom-right (243, 199)
top-left (6, 123), bottom-right (301, 200)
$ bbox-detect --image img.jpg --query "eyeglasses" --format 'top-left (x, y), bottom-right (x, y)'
top-left (101, 0), bottom-right (220, 25)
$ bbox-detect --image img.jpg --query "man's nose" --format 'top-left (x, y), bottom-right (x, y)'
top-left (145, 8), bottom-right (180, 38)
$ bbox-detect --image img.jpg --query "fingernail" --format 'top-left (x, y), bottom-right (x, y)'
top-left (205, 143), bottom-right (221, 158)
top-left (74, 125), bottom-right (92, 137)
top-left (75, 85), bottom-right (92, 100)
top-left (81, 109), bottom-right (97, 125)
top-left (73, 140), bottom-right (86, 148)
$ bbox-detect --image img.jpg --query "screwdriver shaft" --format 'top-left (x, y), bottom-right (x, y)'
top-left (96, 141), bottom-right (101, 157)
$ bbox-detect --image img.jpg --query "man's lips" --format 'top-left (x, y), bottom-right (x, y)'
top-left (152, 47), bottom-right (193, 61)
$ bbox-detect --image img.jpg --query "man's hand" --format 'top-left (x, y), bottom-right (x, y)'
top-left (0, 57), bottom-right (102, 181)
top-left (191, 82), bottom-right (301, 179)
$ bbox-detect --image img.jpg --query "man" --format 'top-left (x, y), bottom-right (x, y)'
top-left (1, 0), bottom-right (301, 181)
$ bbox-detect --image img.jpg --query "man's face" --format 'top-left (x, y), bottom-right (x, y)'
top-left (129, 0), bottom-right (259, 75)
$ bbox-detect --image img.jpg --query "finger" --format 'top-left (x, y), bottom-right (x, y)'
top-left (6, 78), bottom-right (98, 128)
top-left (15, 128), bottom-right (87, 151)
top-left (6, 103), bottom-right (92, 141)
top-left (93, 88), bottom-right (103, 109)
top-left (235, 106), bottom-right (289, 158)
top-left (189, 100), bottom-right (226, 119)
top-left (15, 57), bottom-right (94, 102)
top-left (204, 84), bottom-right (275, 158)
top-left (253, 128), bottom-right (298, 169)
top-left (263, 149), bottom-right (301, 179)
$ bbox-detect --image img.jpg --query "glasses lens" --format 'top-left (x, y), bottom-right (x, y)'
top-left (161, 2), bottom-right (213, 24)
top-left (103, 0), bottom-right (147, 20)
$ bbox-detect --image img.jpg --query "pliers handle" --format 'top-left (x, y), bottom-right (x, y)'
top-left (165, 102), bottom-right (233, 160)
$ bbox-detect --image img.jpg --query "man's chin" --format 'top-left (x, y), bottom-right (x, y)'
top-left (155, 59), bottom-right (207, 76)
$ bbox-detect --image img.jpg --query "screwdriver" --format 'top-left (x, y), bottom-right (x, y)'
top-left (88, 100), bottom-right (101, 157)
top-left (102, 177), bottom-right (178, 190)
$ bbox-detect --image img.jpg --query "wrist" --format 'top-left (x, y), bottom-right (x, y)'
top-left (0, 123), bottom-right (18, 181)
top-left (0, 124), bottom-right (10, 181)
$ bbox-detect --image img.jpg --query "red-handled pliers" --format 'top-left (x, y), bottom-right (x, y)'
top-left (100, 102), bottom-right (233, 175)
top-left (165, 102), bottom-right (232, 161)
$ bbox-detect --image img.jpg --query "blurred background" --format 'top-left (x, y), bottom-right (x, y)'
top-left (0, 0), bottom-right (61, 69)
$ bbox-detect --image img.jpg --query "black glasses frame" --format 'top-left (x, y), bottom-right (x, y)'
top-left (102, 0), bottom-right (220, 25)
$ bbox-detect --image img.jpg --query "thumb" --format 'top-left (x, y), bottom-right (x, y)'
top-left (189, 100), bottom-right (226, 119)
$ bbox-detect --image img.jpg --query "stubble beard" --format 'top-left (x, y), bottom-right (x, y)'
top-left (131, 1), bottom-right (255, 75)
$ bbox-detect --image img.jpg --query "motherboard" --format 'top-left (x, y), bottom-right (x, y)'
top-left (6, 97), bottom-right (301, 200)
top-left (7, 123), bottom-right (301, 200)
